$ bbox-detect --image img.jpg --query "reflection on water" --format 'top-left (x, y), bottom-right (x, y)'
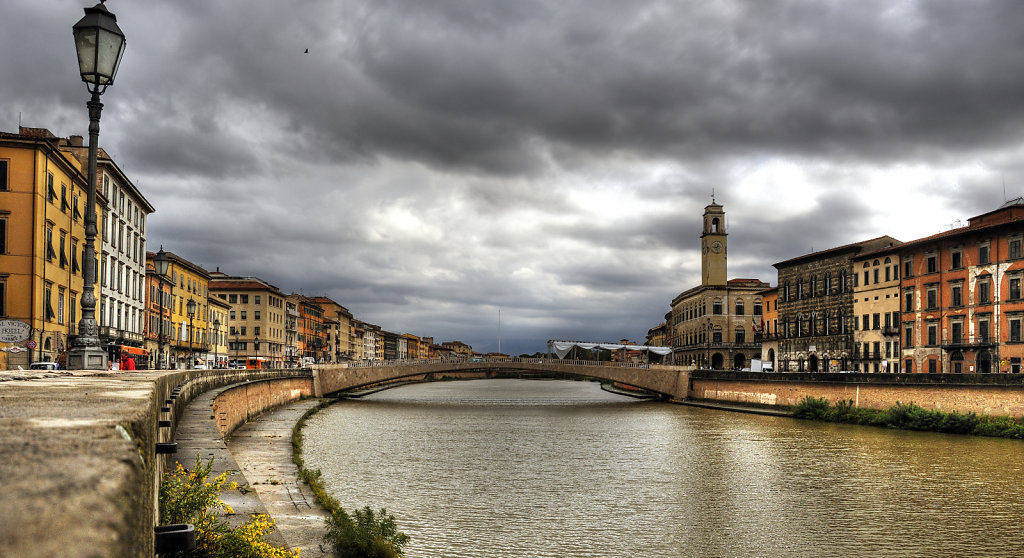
top-left (302, 379), bottom-right (1024, 557)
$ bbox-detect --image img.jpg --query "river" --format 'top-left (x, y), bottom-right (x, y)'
top-left (300, 379), bottom-right (1024, 557)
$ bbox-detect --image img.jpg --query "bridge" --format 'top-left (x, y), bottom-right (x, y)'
top-left (312, 358), bottom-right (692, 399)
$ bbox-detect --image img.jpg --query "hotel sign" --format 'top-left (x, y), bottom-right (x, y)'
top-left (0, 320), bottom-right (31, 343)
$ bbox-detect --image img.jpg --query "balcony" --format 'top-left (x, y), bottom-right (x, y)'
top-left (941, 336), bottom-right (996, 350)
top-left (881, 326), bottom-right (899, 336)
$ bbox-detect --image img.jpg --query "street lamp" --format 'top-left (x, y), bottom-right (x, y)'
top-left (153, 247), bottom-right (170, 369)
top-left (68, 0), bottom-right (126, 370)
top-left (254, 336), bottom-right (260, 365)
top-left (212, 318), bottom-right (220, 368)
top-left (186, 298), bottom-right (196, 369)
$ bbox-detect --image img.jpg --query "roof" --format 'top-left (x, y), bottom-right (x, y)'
top-left (773, 235), bottom-right (901, 268)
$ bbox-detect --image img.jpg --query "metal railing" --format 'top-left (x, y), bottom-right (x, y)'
top-left (338, 356), bottom-right (677, 370)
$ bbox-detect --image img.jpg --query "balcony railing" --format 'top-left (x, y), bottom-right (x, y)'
top-left (941, 336), bottom-right (996, 350)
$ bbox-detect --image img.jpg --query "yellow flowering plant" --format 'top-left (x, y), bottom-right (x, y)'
top-left (159, 454), bottom-right (299, 557)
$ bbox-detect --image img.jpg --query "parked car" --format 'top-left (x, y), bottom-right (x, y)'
top-left (29, 362), bottom-right (60, 370)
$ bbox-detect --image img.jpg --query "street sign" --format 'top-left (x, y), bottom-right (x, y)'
top-left (0, 320), bottom-right (31, 343)
top-left (26, 340), bottom-right (37, 350)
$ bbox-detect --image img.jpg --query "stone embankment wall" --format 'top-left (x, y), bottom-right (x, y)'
top-left (689, 371), bottom-right (1024, 416)
top-left (211, 377), bottom-right (313, 437)
top-left (0, 367), bottom-right (312, 558)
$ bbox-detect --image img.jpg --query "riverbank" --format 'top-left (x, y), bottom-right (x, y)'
top-left (226, 399), bottom-right (333, 556)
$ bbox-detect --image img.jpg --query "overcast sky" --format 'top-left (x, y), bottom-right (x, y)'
top-left (4, 1), bottom-right (1024, 355)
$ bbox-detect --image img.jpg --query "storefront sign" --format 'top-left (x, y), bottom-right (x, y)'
top-left (0, 320), bottom-right (31, 343)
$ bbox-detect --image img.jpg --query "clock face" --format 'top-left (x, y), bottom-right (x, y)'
top-left (711, 241), bottom-right (723, 253)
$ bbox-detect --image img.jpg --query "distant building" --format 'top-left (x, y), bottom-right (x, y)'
top-left (774, 235), bottom-right (901, 372)
top-left (209, 273), bottom-right (287, 367)
top-left (442, 340), bottom-right (473, 359)
top-left (668, 202), bottom-right (769, 369)
top-left (898, 200), bottom-right (1024, 373)
top-left (851, 246), bottom-right (902, 372)
top-left (757, 286), bottom-right (778, 370)
top-left (145, 250), bottom-right (214, 369)
top-left (310, 296), bottom-right (353, 362)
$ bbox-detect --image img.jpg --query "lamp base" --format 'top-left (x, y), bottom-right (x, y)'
top-left (67, 345), bottom-right (108, 370)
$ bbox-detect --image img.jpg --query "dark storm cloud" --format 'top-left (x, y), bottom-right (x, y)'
top-left (5, 1), bottom-right (1024, 353)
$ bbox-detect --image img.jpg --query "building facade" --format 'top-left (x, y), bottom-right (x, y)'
top-left (0, 128), bottom-right (94, 367)
top-left (209, 274), bottom-right (287, 367)
top-left (757, 286), bottom-right (778, 370)
top-left (851, 247), bottom-right (902, 373)
top-left (774, 236), bottom-right (901, 372)
top-left (669, 202), bottom-right (768, 369)
top-left (899, 200), bottom-right (1024, 374)
top-left (60, 136), bottom-right (154, 358)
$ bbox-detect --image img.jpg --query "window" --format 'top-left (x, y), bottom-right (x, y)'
top-left (928, 359), bottom-right (937, 374)
top-left (241, 295), bottom-right (249, 303)
top-left (58, 288), bottom-right (65, 324)
top-left (61, 185), bottom-right (69, 212)
top-left (229, 294), bottom-right (237, 303)
top-left (712, 299), bottom-right (722, 315)
top-left (874, 268), bottom-right (880, 284)
top-left (951, 321), bottom-right (963, 344)
top-left (71, 241), bottom-right (80, 273)
top-left (979, 280), bottom-right (991, 304)
top-left (254, 310), bottom-right (261, 320)
top-left (734, 329), bottom-right (745, 343)
top-left (735, 301), bottom-right (744, 315)
top-left (70, 293), bottom-right (76, 326)
top-left (951, 251), bottom-right (962, 269)
top-left (241, 311), bottom-right (247, 320)
top-left (47, 173), bottom-right (56, 203)
top-left (240, 326), bottom-right (247, 335)
top-left (45, 283), bottom-right (55, 320)
top-left (951, 283), bottom-right (962, 306)
top-left (59, 232), bottom-right (67, 268)
top-left (979, 244), bottom-right (990, 264)
top-left (254, 326), bottom-right (261, 336)
top-left (1010, 317), bottom-right (1023, 343)
top-left (904, 325), bottom-right (913, 347)
top-left (926, 287), bottom-right (937, 309)
top-left (863, 270), bottom-right (869, 285)
top-left (979, 318), bottom-right (990, 342)
top-left (885, 266), bottom-right (891, 282)
top-left (872, 313), bottom-right (880, 330)
top-left (255, 295), bottom-right (261, 304)
top-left (0, 159), bottom-right (7, 191)
top-left (1011, 239), bottom-right (1023, 260)
top-left (753, 300), bottom-right (762, 316)
top-left (926, 254), bottom-right (937, 273)
top-left (0, 279), bottom-right (6, 316)
top-left (712, 330), bottom-right (722, 344)
top-left (45, 225), bottom-right (55, 261)
top-left (73, 194), bottom-right (81, 221)
top-left (229, 310), bottom-right (236, 320)
top-left (927, 324), bottom-right (937, 346)
top-left (0, 215), bottom-right (6, 254)
top-left (904, 257), bottom-right (913, 277)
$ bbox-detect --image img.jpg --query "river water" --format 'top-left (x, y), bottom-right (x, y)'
top-left (301, 379), bottom-right (1024, 557)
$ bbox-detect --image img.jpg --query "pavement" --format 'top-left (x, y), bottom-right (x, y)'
top-left (173, 389), bottom-right (332, 555)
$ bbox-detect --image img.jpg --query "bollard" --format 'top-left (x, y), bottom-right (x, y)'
top-left (155, 442), bottom-right (177, 454)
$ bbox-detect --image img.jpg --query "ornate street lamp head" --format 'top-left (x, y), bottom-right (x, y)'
top-left (186, 298), bottom-right (197, 319)
top-left (73, 1), bottom-right (126, 94)
top-left (154, 245), bottom-right (170, 277)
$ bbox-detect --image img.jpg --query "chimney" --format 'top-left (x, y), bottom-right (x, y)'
top-left (69, 135), bottom-right (84, 147)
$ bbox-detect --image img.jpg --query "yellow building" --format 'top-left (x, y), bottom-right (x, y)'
top-left (160, 250), bottom-right (212, 368)
top-left (0, 127), bottom-right (99, 368)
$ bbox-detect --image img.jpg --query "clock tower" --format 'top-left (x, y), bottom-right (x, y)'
top-left (700, 202), bottom-right (727, 286)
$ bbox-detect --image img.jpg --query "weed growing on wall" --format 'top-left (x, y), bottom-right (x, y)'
top-left (159, 454), bottom-right (300, 557)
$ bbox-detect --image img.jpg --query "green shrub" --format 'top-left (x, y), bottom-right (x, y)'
top-left (792, 396), bottom-right (830, 420)
top-left (324, 506), bottom-right (410, 558)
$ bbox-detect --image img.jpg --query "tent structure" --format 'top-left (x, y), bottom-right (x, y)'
top-left (547, 340), bottom-right (673, 361)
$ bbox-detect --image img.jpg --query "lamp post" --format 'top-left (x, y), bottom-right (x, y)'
top-left (212, 318), bottom-right (220, 368)
top-left (234, 332), bottom-right (239, 368)
top-left (254, 336), bottom-right (260, 365)
top-left (153, 247), bottom-right (170, 369)
top-left (68, 0), bottom-right (126, 370)
top-left (186, 298), bottom-right (196, 368)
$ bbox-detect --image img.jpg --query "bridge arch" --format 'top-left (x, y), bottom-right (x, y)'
top-left (313, 360), bottom-right (691, 400)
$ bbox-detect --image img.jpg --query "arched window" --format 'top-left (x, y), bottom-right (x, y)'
top-left (735, 299), bottom-right (745, 315)
top-left (711, 217), bottom-right (720, 233)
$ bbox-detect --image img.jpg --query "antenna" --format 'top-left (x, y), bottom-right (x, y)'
top-left (711, 188), bottom-right (716, 204)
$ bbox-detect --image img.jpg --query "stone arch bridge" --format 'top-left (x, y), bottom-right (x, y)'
top-left (312, 359), bottom-right (692, 399)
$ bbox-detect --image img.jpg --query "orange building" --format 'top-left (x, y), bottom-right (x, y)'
top-left (899, 200), bottom-right (1024, 373)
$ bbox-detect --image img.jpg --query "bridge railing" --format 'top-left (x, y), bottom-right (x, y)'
top-left (334, 357), bottom-right (678, 370)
